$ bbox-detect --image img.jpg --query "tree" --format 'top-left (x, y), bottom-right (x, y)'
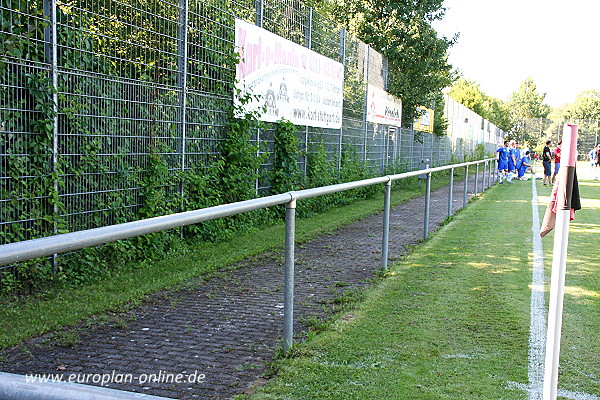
top-left (313, 0), bottom-right (456, 125)
top-left (448, 78), bottom-right (512, 132)
top-left (508, 78), bottom-right (551, 120)
top-left (507, 78), bottom-right (551, 144)
top-left (447, 78), bottom-right (486, 116)
top-left (484, 97), bottom-right (512, 133)
top-left (561, 90), bottom-right (600, 149)
top-left (564, 90), bottom-right (600, 120)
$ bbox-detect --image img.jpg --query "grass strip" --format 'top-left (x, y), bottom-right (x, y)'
top-left (0, 175), bottom-right (455, 350)
top-left (243, 176), bottom-right (599, 399)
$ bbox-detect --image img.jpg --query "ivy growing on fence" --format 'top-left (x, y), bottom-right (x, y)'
top-left (1, 0), bottom-right (471, 297)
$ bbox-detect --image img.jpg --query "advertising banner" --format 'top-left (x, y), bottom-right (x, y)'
top-left (414, 106), bottom-right (434, 133)
top-left (366, 84), bottom-right (402, 127)
top-left (235, 19), bottom-right (344, 129)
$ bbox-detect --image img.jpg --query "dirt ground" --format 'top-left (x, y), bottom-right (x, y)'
top-left (0, 171), bottom-right (491, 399)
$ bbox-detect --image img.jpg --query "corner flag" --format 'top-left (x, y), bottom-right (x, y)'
top-left (541, 123), bottom-right (582, 400)
top-left (539, 123), bottom-right (581, 238)
top-left (539, 168), bottom-right (581, 238)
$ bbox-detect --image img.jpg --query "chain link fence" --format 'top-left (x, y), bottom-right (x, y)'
top-left (1, 0), bottom-right (503, 288)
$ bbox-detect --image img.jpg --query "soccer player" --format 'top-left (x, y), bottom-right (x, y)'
top-left (551, 140), bottom-right (562, 185)
top-left (542, 140), bottom-right (553, 186)
top-left (496, 140), bottom-right (510, 184)
top-left (514, 142), bottom-right (523, 180)
top-left (518, 151), bottom-right (533, 180)
top-left (590, 145), bottom-right (599, 179)
top-left (506, 140), bottom-right (517, 182)
top-left (596, 145), bottom-right (600, 180)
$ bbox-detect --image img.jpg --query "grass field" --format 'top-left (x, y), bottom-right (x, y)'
top-left (240, 166), bottom-right (599, 399)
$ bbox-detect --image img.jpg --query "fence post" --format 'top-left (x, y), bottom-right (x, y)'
top-left (305, 7), bottom-right (312, 49)
top-left (363, 49), bottom-right (369, 165)
top-left (43, 0), bottom-right (59, 270)
top-left (463, 165), bottom-right (468, 208)
top-left (283, 198), bottom-right (297, 352)
top-left (448, 167), bottom-right (454, 217)
top-left (255, 0), bottom-right (263, 27)
top-left (177, 0), bottom-right (189, 224)
top-left (338, 28), bottom-right (346, 171)
top-left (424, 165), bottom-right (431, 239)
top-left (381, 179), bottom-right (391, 271)
top-left (304, 127), bottom-right (309, 175)
top-left (255, 129), bottom-right (260, 195)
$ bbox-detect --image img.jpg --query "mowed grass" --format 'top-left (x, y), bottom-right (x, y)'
top-left (242, 172), bottom-right (599, 399)
top-left (538, 162), bottom-right (600, 396)
top-left (0, 175), bottom-right (454, 350)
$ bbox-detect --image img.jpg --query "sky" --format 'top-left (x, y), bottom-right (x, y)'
top-left (432, 0), bottom-right (600, 108)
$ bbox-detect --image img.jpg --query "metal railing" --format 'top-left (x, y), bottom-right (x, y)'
top-left (0, 158), bottom-right (495, 399)
top-left (0, 371), bottom-right (173, 400)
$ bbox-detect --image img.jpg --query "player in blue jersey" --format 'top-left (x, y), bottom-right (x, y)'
top-left (518, 151), bottom-right (533, 180)
top-left (496, 140), bottom-right (510, 183)
top-left (514, 142), bottom-right (522, 177)
top-left (507, 140), bottom-right (517, 182)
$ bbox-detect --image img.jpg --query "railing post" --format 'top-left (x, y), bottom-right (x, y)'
top-left (474, 163), bottom-right (479, 194)
top-left (482, 160), bottom-right (487, 190)
top-left (381, 179), bottom-right (391, 271)
top-left (424, 165), bottom-right (431, 239)
top-left (447, 167), bottom-right (454, 217)
top-left (283, 198), bottom-right (297, 352)
top-left (463, 165), bottom-right (468, 208)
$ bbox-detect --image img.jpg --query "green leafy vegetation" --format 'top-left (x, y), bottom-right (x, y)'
top-left (314, 0), bottom-right (456, 124)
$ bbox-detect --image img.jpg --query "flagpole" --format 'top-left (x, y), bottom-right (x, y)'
top-left (542, 123), bottom-right (578, 400)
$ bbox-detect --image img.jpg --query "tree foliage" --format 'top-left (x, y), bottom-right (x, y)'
top-left (313, 0), bottom-right (456, 125)
top-left (448, 78), bottom-right (512, 132)
top-left (564, 90), bottom-right (600, 121)
top-left (507, 77), bottom-right (551, 144)
top-left (508, 78), bottom-right (551, 120)
top-left (448, 79), bottom-right (486, 116)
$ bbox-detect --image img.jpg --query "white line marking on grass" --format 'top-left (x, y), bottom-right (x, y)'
top-left (507, 382), bottom-right (600, 400)
top-left (529, 178), bottom-right (546, 399)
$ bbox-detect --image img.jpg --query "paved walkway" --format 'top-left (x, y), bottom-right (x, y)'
top-left (0, 171), bottom-right (491, 399)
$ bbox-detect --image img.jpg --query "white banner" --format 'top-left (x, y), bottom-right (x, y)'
top-left (235, 19), bottom-right (344, 129)
top-left (366, 84), bottom-right (402, 127)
